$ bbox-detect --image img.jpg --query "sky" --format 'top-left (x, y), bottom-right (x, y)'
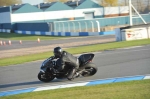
top-left (22, 0), bottom-right (43, 5)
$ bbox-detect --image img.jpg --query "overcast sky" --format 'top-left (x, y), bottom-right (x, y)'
top-left (22, 0), bottom-right (43, 5)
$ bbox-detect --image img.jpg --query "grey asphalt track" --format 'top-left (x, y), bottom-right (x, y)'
top-left (0, 45), bottom-right (150, 92)
top-left (0, 35), bottom-right (115, 50)
top-left (0, 35), bottom-right (115, 59)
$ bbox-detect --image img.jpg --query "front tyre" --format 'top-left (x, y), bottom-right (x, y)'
top-left (38, 72), bottom-right (55, 82)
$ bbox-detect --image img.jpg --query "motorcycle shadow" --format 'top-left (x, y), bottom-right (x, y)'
top-left (0, 81), bottom-right (42, 89)
top-left (1, 77), bottom-right (84, 89)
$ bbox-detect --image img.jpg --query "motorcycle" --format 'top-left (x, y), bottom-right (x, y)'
top-left (38, 53), bottom-right (98, 82)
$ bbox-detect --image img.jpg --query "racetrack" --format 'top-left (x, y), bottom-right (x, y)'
top-left (0, 35), bottom-right (115, 58)
top-left (0, 35), bottom-right (115, 50)
top-left (0, 45), bottom-right (150, 92)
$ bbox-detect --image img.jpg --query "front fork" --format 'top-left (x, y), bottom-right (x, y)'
top-left (40, 69), bottom-right (45, 73)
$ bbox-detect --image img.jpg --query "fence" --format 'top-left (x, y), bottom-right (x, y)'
top-left (1, 14), bottom-right (149, 33)
top-left (51, 0), bottom-right (150, 32)
top-left (52, 14), bottom-right (150, 32)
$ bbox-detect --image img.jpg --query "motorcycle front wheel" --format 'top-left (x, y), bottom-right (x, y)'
top-left (38, 72), bottom-right (55, 82)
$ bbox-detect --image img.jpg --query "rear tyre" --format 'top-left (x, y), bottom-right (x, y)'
top-left (55, 74), bottom-right (66, 79)
top-left (38, 72), bottom-right (55, 82)
top-left (82, 63), bottom-right (98, 77)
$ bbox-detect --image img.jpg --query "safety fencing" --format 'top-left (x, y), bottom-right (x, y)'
top-left (52, 14), bottom-right (150, 33)
top-left (14, 30), bottom-right (115, 36)
top-left (53, 16), bottom-right (129, 32)
top-left (0, 29), bottom-right (11, 33)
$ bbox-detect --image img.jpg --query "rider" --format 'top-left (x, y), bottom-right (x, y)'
top-left (53, 47), bottom-right (79, 80)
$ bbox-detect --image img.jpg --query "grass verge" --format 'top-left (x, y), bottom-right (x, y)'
top-left (0, 39), bottom-right (150, 66)
top-left (0, 32), bottom-right (70, 40)
top-left (1, 79), bottom-right (150, 99)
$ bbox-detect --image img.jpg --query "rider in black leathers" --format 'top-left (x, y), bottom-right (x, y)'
top-left (53, 47), bottom-right (79, 80)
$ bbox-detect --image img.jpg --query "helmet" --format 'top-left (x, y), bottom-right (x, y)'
top-left (53, 47), bottom-right (63, 58)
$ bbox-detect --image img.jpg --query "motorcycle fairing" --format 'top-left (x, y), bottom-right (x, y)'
top-left (78, 53), bottom-right (94, 66)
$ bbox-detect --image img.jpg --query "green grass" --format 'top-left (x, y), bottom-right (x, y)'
top-left (0, 39), bottom-right (150, 66)
top-left (1, 79), bottom-right (150, 99)
top-left (0, 32), bottom-right (70, 40)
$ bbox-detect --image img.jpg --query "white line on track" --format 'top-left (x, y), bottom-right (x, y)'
top-left (118, 46), bottom-right (143, 49)
top-left (98, 48), bottom-right (150, 56)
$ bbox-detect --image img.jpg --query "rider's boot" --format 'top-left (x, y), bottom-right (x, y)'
top-left (67, 68), bottom-right (76, 81)
top-left (73, 72), bottom-right (80, 78)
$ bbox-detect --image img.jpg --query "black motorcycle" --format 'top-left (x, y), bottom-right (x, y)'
top-left (38, 53), bottom-right (98, 82)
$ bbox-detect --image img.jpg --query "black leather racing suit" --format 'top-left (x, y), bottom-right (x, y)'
top-left (56, 51), bottom-right (79, 80)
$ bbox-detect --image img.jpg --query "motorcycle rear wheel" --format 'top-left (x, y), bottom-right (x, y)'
top-left (82, 63), bottom-right (98, 77)
top-left (38, 72), bottom-right (55, 82)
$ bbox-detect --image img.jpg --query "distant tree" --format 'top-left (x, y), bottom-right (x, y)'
top-left (119, 0), bottom-right (128, 6)
top-left (99, 0), bottom-right (119, 7)
top-left (149, 0), bottom-right (150, 11)
top-left (0, 0), bottom-right (22, 6)
top-left (139, 0), bottom-right (150, 13)
top-left (59, 0), bottom-right (68, 3)
top-left (43, 0), bottom-right (56, 2)
top-left (132, 0), bottom-right (146, 13)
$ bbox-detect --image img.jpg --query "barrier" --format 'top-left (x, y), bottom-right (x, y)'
top-left (8, 40), bottom-right (11, 45)
top-left (37, 38), bottom-right (40, 43)
top-left (147, 27), bottom-right (150, 38)
top-left (19, 40), bottom-right (22, 44)
top-left (0, 41), bottom-right (2, 45)
top-left (121, 28), bottom-right (148, 41)
top-left (14, 30), bottom-right (115, 36)
top-left (115, 28), bottom-right (122, 41)
top-left (0, 29), bottom-right (11, 33)
top-left (0, 40), bottom-right (12, 46)
top-left (115, 26), bottom-right (150, 41)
